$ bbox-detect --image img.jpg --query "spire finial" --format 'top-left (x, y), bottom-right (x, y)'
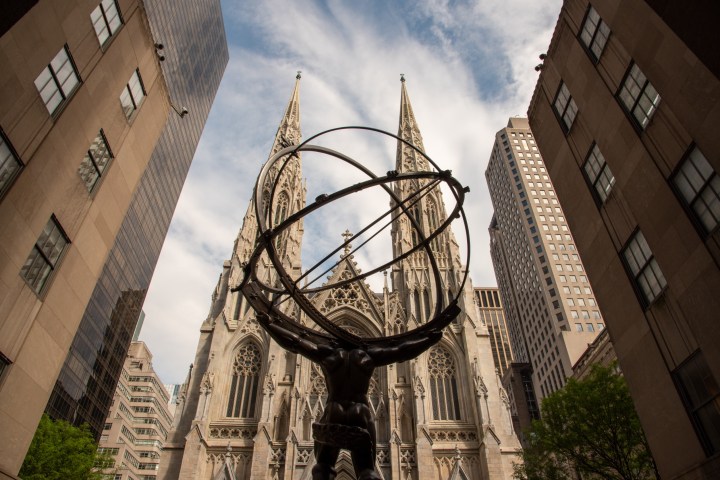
top-left (296, 71), bottom-right (302, 79)
top-left (341, 230), bottom-right (353, 256)
top-left (400, 73), bottom-right (405, 83)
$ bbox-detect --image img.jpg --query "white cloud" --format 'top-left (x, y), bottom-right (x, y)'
top-left (140, 0), bottom-right (561, 383)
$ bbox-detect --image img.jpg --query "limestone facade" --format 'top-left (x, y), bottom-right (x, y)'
top-left (158, 78), bottom-right (522, 480)
top-left (0, 1), bottom-right (169, 476)
top-left (527, 0), bottom-right (720, 477)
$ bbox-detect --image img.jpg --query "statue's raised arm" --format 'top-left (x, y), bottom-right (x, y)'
top-left (367, 302), bottom-right (461, 366)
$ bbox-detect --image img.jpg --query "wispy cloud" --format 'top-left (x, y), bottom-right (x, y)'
top-left (140, 0), bottom-right (561, 383)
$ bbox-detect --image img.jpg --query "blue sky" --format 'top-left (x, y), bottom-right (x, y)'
top-left (140, 0), bottom-right (562, 383)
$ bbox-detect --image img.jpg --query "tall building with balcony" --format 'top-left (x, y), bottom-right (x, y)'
top-left (98, 341), bottom-right (173, 479)
top-left (527, 0), bottom-right (720, 477)
top-left (486, 117), bottom-right (605, 402)
top-left (0, 1), bottom-right (227, 477)
top-left (474, 287), bottom-right (513, 376)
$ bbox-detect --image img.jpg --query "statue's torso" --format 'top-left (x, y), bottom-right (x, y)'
top-left (321, 348), bottom-right (374, 404)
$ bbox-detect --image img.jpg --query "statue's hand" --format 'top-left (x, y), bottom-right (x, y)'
top-left (428, 329), bottom-right (443, 342)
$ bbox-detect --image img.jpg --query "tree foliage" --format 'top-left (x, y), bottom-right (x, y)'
top-left (20, 414), bottom-right (110, 480)
top-left (514, 363), bottom-right (657, 480)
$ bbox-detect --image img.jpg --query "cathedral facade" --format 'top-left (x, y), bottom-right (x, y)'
top-left (158, 77), bottom-right (521, 480)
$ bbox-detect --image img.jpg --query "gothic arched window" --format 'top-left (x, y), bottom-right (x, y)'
top-left (274, 192), bottom-right (289, 226)
top-left (261, 189), bottom-right (271, 218)
top-left (232, 291), bottom-right (243, 320)
top-left (427, 199), bottom-right (442, 252)
top-left (428, 346), bottom-right (461, 420)
top-left (423, 289), bottom-right (431, 321)
top-left (414, 290), bottom-right (422, 322)
top-left (427, 199), bottom-right (439, 231)
top-left (411, 228), bottom-right (419, 248)
top-left (272, 192), bottom-right (290, 251)
top-left (226, 342), bottom-right (262, 418)
top-left (410, 204), bottom-right (422, 247)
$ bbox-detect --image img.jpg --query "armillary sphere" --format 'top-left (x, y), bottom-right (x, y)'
top-left (234, 126), bottom-right (471, 348)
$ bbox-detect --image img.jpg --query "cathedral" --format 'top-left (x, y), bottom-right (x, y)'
top-left (158, 76), bottom-right (522, 480)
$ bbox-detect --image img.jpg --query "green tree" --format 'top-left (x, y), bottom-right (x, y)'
top-left (514, 363), bottom-right (657, 480)
top-left (19, 414), bottom-right (111, 480)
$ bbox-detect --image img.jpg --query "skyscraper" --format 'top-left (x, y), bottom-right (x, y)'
top-left (0, 0), bottom-right (227, 476)
top-left (97, 341), bottom-right (173, 478)
top-left (474, 287), bottom-right (513, 376)
top-left (486, 117), bottom-right (605, 402)
top-left (45, 0), bottom-right (228, 441)
top-left (158, 77), bottom-right (521, 480)
top-left (527, 0), bottom-right (720, 477)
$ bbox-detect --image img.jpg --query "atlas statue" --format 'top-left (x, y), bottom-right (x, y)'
top-left (235, 127), bottom-right (470, 479)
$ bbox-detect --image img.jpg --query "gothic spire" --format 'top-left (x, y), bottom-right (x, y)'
top-left (233, 75), bottom-right (305, 264)
top-left (396, 75), bottom-right (427, 172)
top-left (271, 73), bottom-right (302, 152)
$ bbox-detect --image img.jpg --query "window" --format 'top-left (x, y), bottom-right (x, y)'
top-left (274, 192), bottom-right (289, 226)
top-left (95, 454), bottom-right (115, 469)
top-left (618, 63), bottom-right (661, 130)
top-left (623, 230), bottom-right (667, 305)
top-left (226, 342), bottom-right (261, 418)
top-left (20, 215), bottom-right (70, 293)
top-left (423, 289), bottom-right (431, 321)
top-left (409, 204), bottom-right (422, 247)
top-left (583, 144), bottom-right (615, 203)
top-left (428, 346), bottom-right (461, 420)
top-left (34, 45), bottom-right (80, 115)
top-left (78, 130), bottom-right (113, 192)
top-left (579, 5), bottom-right (610, 61)
top-left (672, 146), bottom-right (720, 234)
top-left (0, 128), bottom-right (23, 199)
top-left (553, 82), bottom-right (578, 132)
top-left (414, 290), bottom-right (422, 321)
top-left (120, 69), bottom-right (146, 118)
top-left (674, 352), bottom-right (720, 455)
top-left (91, 0), bottom-right (122, 46)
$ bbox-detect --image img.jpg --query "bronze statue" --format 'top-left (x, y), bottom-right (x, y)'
top-left (235, 127), bottom-right (470, 478)
top-left (261, 312), bottom-right (455, 480)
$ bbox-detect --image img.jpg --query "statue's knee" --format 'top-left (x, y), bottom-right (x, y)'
top-left (357, 470), bottom-right (382, 480)
top-left (312, 463), bottom-right (336, 480)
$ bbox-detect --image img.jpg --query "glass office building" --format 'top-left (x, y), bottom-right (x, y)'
top-left (45, 0), bottom-right (228, 437)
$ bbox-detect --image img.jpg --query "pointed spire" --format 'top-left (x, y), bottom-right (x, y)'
top-left (396, 75), bottom-right (427, 172)
top-left (273, 73), bottom-right (302, 149)
top-left (233, 75), bottom-right (304, 262)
